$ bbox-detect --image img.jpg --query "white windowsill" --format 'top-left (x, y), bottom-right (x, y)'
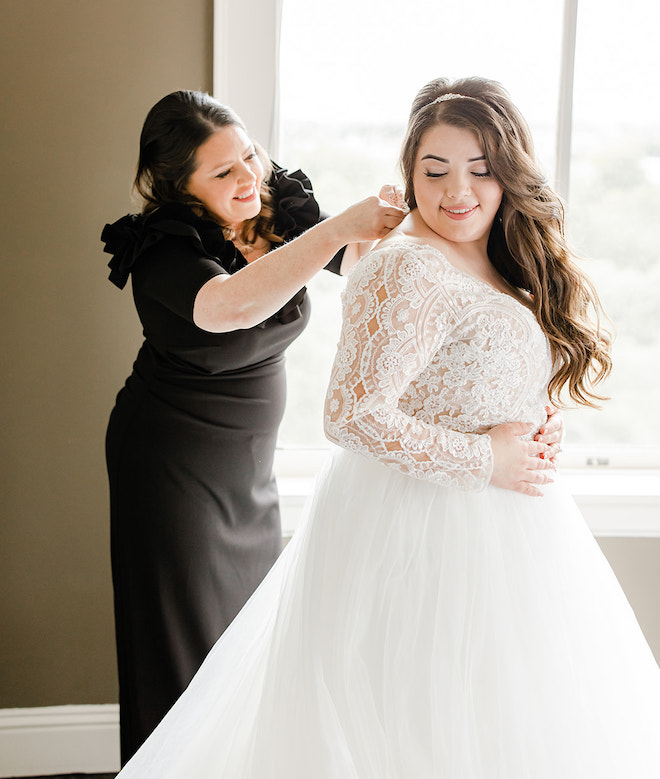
top-left (275, 448), bottom-right (660, 539)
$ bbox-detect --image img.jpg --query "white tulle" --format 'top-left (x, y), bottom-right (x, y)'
top-left (117, 241), bottom-right (660, 777)
top-left (119, 453), bottom-right (660, 778)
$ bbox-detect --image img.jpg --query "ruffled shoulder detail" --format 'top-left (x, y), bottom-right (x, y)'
top-left (271, 165), bottom-right (323, 241)
top-left (101, 213), bottom-right (148, 289)
top-left (101, 204), bottom-right (238, 289)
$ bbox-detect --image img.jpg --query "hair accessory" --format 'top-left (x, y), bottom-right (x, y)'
top-left (432, 93), bottom-right (475, 105)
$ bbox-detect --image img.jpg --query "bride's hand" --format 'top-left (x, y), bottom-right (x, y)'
top-left (534, 404), bottom-right (564, 465)
top-left (486, 421), bottom-right (556, 497)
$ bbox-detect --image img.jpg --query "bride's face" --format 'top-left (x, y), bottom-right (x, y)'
top-left (412, 122), bottom-right (503, 250)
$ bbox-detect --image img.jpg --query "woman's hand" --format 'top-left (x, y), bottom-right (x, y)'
top-left (378, 183), bottom-right (409, 213)
top-left (487, 421), bottom-right (556, 497)
top-left (534, 404), bottom-right (564, 465)
top-left (337, 190), bottom-right (407, 274)
top-left (193, 195), bottom-right (405, 333)
top-left (332, 195), bottom-right (406, 245)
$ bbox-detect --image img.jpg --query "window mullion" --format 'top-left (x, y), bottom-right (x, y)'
top-left (212, 0), bottom-right (282, 156)
top-left (555, 0), bottom-right (579, 199)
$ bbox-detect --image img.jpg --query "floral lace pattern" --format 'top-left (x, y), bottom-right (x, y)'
top-left (324, 242), bottom-right (552, 491)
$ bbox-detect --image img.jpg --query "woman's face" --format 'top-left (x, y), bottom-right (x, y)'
top-left (412, 122), bottom-right (503, 251)
top-left (185, 125), bottom-right (264, 230)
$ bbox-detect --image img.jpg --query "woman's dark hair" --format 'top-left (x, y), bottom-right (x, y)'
top-left (134, 90), bottom-right (281, 245)
top-left (400, 77), bottom-right (612, 408)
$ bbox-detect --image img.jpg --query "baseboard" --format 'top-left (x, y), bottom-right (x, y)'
top-left (0, 705), bottom-right (120, 778)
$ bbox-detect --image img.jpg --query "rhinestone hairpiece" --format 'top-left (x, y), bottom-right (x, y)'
top-left (431, 92), bottom-right (514, 133)
top-left (432, 93), bottom-right (475, 104)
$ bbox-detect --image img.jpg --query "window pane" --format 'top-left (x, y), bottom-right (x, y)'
top-left (562, 0), bottom-right (660, 445)
top-left (277, 0), bottom-right (568, 446)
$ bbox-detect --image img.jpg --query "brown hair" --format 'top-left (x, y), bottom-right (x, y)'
top-left (134, 90), bottom-right (283, 247)
top-left (400, 77), bottom-right (611, 407)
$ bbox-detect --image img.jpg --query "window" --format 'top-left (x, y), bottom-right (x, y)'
top-left (558, 0), bottom-right (660, 452)
top-left (275, 0), bottom-right (660, 463)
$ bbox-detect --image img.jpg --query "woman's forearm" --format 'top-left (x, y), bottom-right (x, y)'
top-left (193, 197), bottom-right (404, 332)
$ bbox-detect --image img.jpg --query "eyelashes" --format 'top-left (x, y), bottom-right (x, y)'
top-left (424, 170), bottom-right (492, 179)
top-left (215, 151), bottom-right (258, 179)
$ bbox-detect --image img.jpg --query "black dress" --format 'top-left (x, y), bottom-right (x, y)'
top-left (101, 168), bottom-right (342, 764)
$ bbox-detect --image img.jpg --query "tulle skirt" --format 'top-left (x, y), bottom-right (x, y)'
top-left (118, 450), bottom-right (660, 778)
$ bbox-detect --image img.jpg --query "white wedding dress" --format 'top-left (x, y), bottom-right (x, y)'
top-left (118, 242), bottom-right (660, 778)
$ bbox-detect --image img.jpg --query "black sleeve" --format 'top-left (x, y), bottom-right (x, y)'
top-left (134, 237), bottom-right (227, 322)
top-left (272, 168), bottom-right (347, 276)
top-left (325, 245), bottom-right (346, 275)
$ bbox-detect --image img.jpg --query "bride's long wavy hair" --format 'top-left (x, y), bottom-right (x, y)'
top-left (400, 76), bottom-right (612, 407)
top-left (134, 90), bottom-right (283, 247)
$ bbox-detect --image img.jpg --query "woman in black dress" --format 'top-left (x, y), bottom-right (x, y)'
top-left (101, 90), bottom-right (405, 764)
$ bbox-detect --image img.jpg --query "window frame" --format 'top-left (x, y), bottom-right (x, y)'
top-left (213, 0), bottom-right (660, 535)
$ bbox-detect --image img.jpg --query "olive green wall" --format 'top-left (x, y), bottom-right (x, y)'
top-left (0, 0), bottom-right (212, 707)
top-left (0, 0), bottom-right (659, 714)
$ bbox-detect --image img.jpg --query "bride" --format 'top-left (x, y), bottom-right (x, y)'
top-left (117, 77), bottom-right (660, 777)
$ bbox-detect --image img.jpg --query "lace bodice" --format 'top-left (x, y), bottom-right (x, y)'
top-left (324, 241), bottom-right (552, 491)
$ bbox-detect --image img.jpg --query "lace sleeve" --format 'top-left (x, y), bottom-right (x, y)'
top-left (324, 244), bottom-right (494, 491)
